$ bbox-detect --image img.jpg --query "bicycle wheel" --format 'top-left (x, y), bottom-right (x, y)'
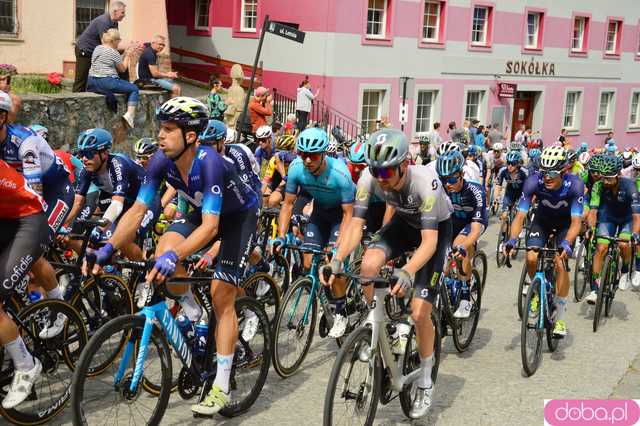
top-left (593, 255), bottom-right (611, 333)
top-left (69, 274), bottom-right (133, 376)
top-left (472, 250), bottom-right (488, 295)
top-left (242, 272), bottom-right (281, 326)
top-left (399, 312), bottom-right (441, 419)
top-left (521, 279), bottom-right (544, 377)
top-left (219, 297), bottom-right (272, 417)
top-left (572, 241), bottom-right (588, 302)
top-left (272, 277), bottom-right (317, 378)
top-left (452, 270), bottom-right (482, 352)
top-left (496, 227), bottom-right (507, 268)
top-left (71, 315), bottom-right (172, 425)
top-left (516, 262), bottom-right (530, 320)
top-left (323, 327), bottom-right (380, 426)
top-left (270, 253), bottom-right (290, 295)
top-left (604, 257), bottom-right (617, 318)
top-left (0, 299), bottom-right (87, 425)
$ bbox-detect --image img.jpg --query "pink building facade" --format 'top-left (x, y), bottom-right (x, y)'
top-left (168, 0), bottom-right (640, 147)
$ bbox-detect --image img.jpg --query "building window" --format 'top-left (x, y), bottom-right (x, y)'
top-left (598, 91), bottom-right (615, 129)
top-left (605, 20), bottom-right (621, 54)
top-left (471, 6), bottom-right (490, 46)
top-left (563, 91), bottom-right (580, 130)
top-left (76, 0), bottom-right (107, 38)
top-left (361, 89), bottom-right (385, 134)
top-left (422, 1), bottom-right (441, 42)
top-left (464, 90), bottom-right (484, 121)
top-left (0, 0), bottom-right (16, 34)
top-left (571, 16), bottom-right (587, 51)
top-left (415, 91), bottom-right (436, 133)
top-left (241, 0), bottom-right (258, 32)
top-left (630, 92), bottom-right (640, 128)
top-left (526, 12), bottom-right (542, 49)
top-left (194, 0), bottom-right (211, 30)
top-left (366, 0), bottom-right (387, 38)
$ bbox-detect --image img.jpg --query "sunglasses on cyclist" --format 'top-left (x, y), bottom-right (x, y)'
top-left (440, 174), bottom-right (462, 185)
top-left (299, 151), bottom-right (322, 161)
top-left (369, 166), bottom-right (397, 179)
top-left (78, 149), bottom-right (98, 159)
top-left (507, 161), bottom-right (520, 166)
top-left (541, 169), bottom-right (562, 179)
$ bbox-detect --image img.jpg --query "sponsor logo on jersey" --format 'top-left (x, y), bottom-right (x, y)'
top-left (355, 187), bottom-right (369, 201)
top-left (420, 195), bottom-right (436, 212)
top-left (23, 150), bottom-right (37, 165)
top-left (47, 199), bottom-right (69, 232)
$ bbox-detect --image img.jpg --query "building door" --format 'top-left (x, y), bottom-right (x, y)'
top-left (511, 92), bottom-right (533, 141)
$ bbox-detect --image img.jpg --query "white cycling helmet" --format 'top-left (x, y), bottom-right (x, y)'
top-left (327, 140), bottom-right (338, 154)
top-left (255, 125), bottom-right (273, 139)
top-left (492, 142), bottom-right (504, 152)
top-left (437, 140), bottom-right (460, 156)
top-left (225, 128), bottom-right (236, 144)
top-left (0, 90), bottom-right (12, 113)
top-left (578, 151), bottom-right (591, 165)
top-left (632, 153), bottom-right (640, 170)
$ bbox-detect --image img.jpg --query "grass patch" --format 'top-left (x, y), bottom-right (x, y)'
top-left (12, 74), bottom-right (64, 95)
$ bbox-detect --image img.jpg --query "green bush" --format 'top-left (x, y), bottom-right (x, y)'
top-left (12, 75), bottom-right (63, 94)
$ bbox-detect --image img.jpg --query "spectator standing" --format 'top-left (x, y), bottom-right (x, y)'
top-left (604, 131), bottom-right (614, 144)
top-left (475, 125), bottom-right (485, 148)
top-left (74, 1), bottom-right (127, 92)
top-left (136, 35), bottom-right (181, 97)
top-left (487, 123), bottom-right (504, 148)
top-left (249, 86), bottom-right (273, 133)
top-left (207, 77), bottom-right (227, 121)
top-left (296, 79), bottom-right (318, 131)
top-left (448, 121), bottom-right (465, 144)
top-left (0, 67), bottom-right (20, 123)
top-left (87, 29), bottom-right (139, 128)
top-left (427, 122), bottom-right (443, 148)
top-left (514, 124), bottom-right (526, 144)
top-left (557, 128), bottom-right (568, 145)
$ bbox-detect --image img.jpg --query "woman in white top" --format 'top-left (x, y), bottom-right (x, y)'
top-left (295, 79), bottom-right (319, 131)
top-left (87, 28), bottom-right (139, 128)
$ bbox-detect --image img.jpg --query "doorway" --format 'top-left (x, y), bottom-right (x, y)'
top-left (511, 91), bottom-right (534, 141)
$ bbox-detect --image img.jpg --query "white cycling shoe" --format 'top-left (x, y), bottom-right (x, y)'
top-left (328, 314), bottom-right (348, 338)
top-left (585, 290), bottom-right (597, 305)
top-left (38, 313), bottom-right (67, 339)
top-left (2, 359), bottom-right (42, 409)
top-left (409, 385), bottom-right (435, 419)
top-left (453, 300), bottom-right (472, 319)
top-left (241, 314), bottom-right (260, 342)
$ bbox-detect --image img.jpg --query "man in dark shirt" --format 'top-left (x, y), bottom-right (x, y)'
top-left (137, 35), bottom-right (181, 97)
top-left (73, 1), bottom-right (127, 92)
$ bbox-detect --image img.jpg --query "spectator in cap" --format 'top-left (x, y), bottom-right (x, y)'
top-left (249, 86), bottom-right (273, 134)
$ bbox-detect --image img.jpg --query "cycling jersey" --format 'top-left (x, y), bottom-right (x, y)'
top-left (263, 151), bottom-right (296, 188)
top-left (589, 178), bottom-right (640, 224)
top-left (354, 165), bottom-right (452, 230)
top-left (225, 143), bottom-right (262, 196)
top-left (1, 124), bottom-right (69, 190)
top-left (464, 160), bottom-right (481, 184)
top-left (517, 172), bottom-right (584, 219)
top-left (484, 151), bottom-right (505, 178)
top-left (570, 162), bottom-right (584, 176)
top-left (446, 180), bottom-right (487, 235)
top-left (255, 145), bottom-right (275, 178)
top-left (76, 154), bottom-right (145, 205)
top-left (497, 166), bottom-right (528, 211)
top-left (137, 145), bottom-right (256, 216)
top-left (0, 160), bottom-right (44, 219)
top-left (285, 156), bottom-right (355, 208)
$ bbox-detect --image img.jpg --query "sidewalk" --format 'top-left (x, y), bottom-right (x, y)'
top-left (610, 352), bottom-right (640, 399)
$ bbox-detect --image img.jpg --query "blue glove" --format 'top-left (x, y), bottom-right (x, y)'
top-left (632, 233), bottom-right (640, 245)
top-left (85, 243), bottom-right (114, 269)
top-left (272, 237), bottom-right (286, 252)
top-left (559, 240), bottom-right (573, 257)
top-left (154, 250), bottom-right (179, 278)
top-left (89, 226), bottom-right (104, 245)
top-left (58, 225), bottom-right (71, 236)
top-left (454, 245), bottom-right (467, 258)
top-left (505, 238), bottom-right (517, 251)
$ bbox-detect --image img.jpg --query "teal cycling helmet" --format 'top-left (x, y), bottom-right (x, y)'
top-left (348, 141), bottom-right (366, 164)
top-left (528, 148), bottom-right (541, 159)
top-left (199, 119), bottom-right (227, 144)
top-left (436, 150), bottom-right (465, 177)
top-left (297, 127), bottom-right (329, 153)
top-left (506, 150), bottom-right (522, 163)
top-left (30, 124), bottom-right (49, 140)
top-left (77, 128), bottom-right (112, 151)
top-left (364, 128), bottom-right (409, 168)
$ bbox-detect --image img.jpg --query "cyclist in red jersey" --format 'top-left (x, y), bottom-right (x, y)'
top-left (0, 159), bottom-right (49, 409)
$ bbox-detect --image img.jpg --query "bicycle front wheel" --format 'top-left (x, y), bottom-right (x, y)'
top-left (472, 250), bottom-right (488, 294)
top-left (452, 270), bottom-right (482, 352)
top-left (242, 272), bottom-right (281, 326)
top-left (593, 255), bottom-right (611, 333)
top-left (323, 327), bottom-right (380, 426)
top-left (521, 279), bottom-right (544, 377)
top-left (572, 241), bottom-right (588, 302)
top-left (516, 262), bottom-right (530, 320)
top-left (71, 315), bottom-right (172, 425)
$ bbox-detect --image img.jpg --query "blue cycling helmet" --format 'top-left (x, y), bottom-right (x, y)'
top-left (467, 145), bottom-right (479, 156)
top-left (199, 119), bottom-right (227, 144)
top-left (77, 128), bottom-right (112, 151)
top-left (436, 150), bottom-right (465, 177)
top-left (348, 141), bottom-right (366, 164)
top-left (297, 127), bottom-right (329, 153)
top-left (528, 148), bottom-right (541, 159)
top-left (506, 150), bottom-right (522, 163)
top-left (30, 124), bottom-right (49, 139)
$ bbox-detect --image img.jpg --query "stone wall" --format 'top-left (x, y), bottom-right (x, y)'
top-left (15, 90), bottom-right (170, 153)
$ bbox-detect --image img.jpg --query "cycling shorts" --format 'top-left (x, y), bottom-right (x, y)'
top-left (44, 182), bottom-right (74, 243)
top-left (452, 220), bottom-right (485, 239)
top-left (526, 211), bottom-right (569, 249)
top-left (500, 192), bottom-right (519, 213)
top-left (596, 220), bottom-right (632, 245)
top-left (368, 215), bottom-right (452, 303)
top-left (0, 214), bottom-right (49, 301)
top-left (303, 205), bottom-right (343, 251)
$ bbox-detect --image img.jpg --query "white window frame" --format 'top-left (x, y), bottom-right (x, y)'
top-left (462, 86), bottom-right (488, 123)
top-left (358, 84), bottom-right (391, 134)
top-left (628, 90), bottom-right (640, 130)
top-left (422, 1), bottom-right (441, 42)
top-left (605, 20), bottom-right (620, 54)
top-left (596, 89), bottom-right (616, 132)
top-left (75, 0), bottom-right (108, 38)
top-left (413, 86), bottom-right (442, 136)
top-left (571, 16), bottom-right (586, 52)
top-left (194, 0), bottom-right (210, 30)
top-left (562, 89), bottom-right (583, 134)
top-left (366, 0), bottom-right (387, 39)
top-left (240, 0), bottom-right (258, 32)
top-left (526, 12), bottom-right (541, 49)
top-left (471, 6), bottom-right (488, 45)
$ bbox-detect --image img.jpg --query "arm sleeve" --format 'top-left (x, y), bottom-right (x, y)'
top-left (418, 177), bottom-right (448, 230)
top-left (285, 160), bottom-right (302, 195)
top-left (589, 181), bottom-right (602, 209)
top-left (470, 184), bottom-right (486, 224)
top-left (136, 154), bottom-right (165, 207)
top-left (353, 172), bottom-right (373, 219)
top-left (517, 174), bottom-right (537, 213)
top-left (200, 154), bottom-right (224, 216)
top-left (339, 174), bottom-right (355, 204)
top-left (570, 179), bottom-right (585, 217)
top-left (629, 180), bottom-right (640, 215)
top-left (75, 169), bottom-right (92, 196)
top-left (110, 157), bottom-right (130, 197)
top-left (18, 137), bottom-right (44, 194)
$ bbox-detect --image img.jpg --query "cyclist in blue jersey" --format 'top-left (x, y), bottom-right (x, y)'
top-left (0, 90), bottom-right (73, 338)
top-left (274, 127), bottom-right (356, 338)
top-left (436, 150), bottom-right (487, 318)
top-left (85, 97), bottom-right (258, 416)
top-left (497, 150), bottom-right (528, 234)
top-left (526, 148), bottom-right (541, 175)
top-left (505, 146), bottom-right (584, 337)
top-left (586, 155), bottom-right (640, 302)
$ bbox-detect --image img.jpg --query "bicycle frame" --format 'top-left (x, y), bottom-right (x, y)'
top-left (531, 248), bottom-right (558, 330)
